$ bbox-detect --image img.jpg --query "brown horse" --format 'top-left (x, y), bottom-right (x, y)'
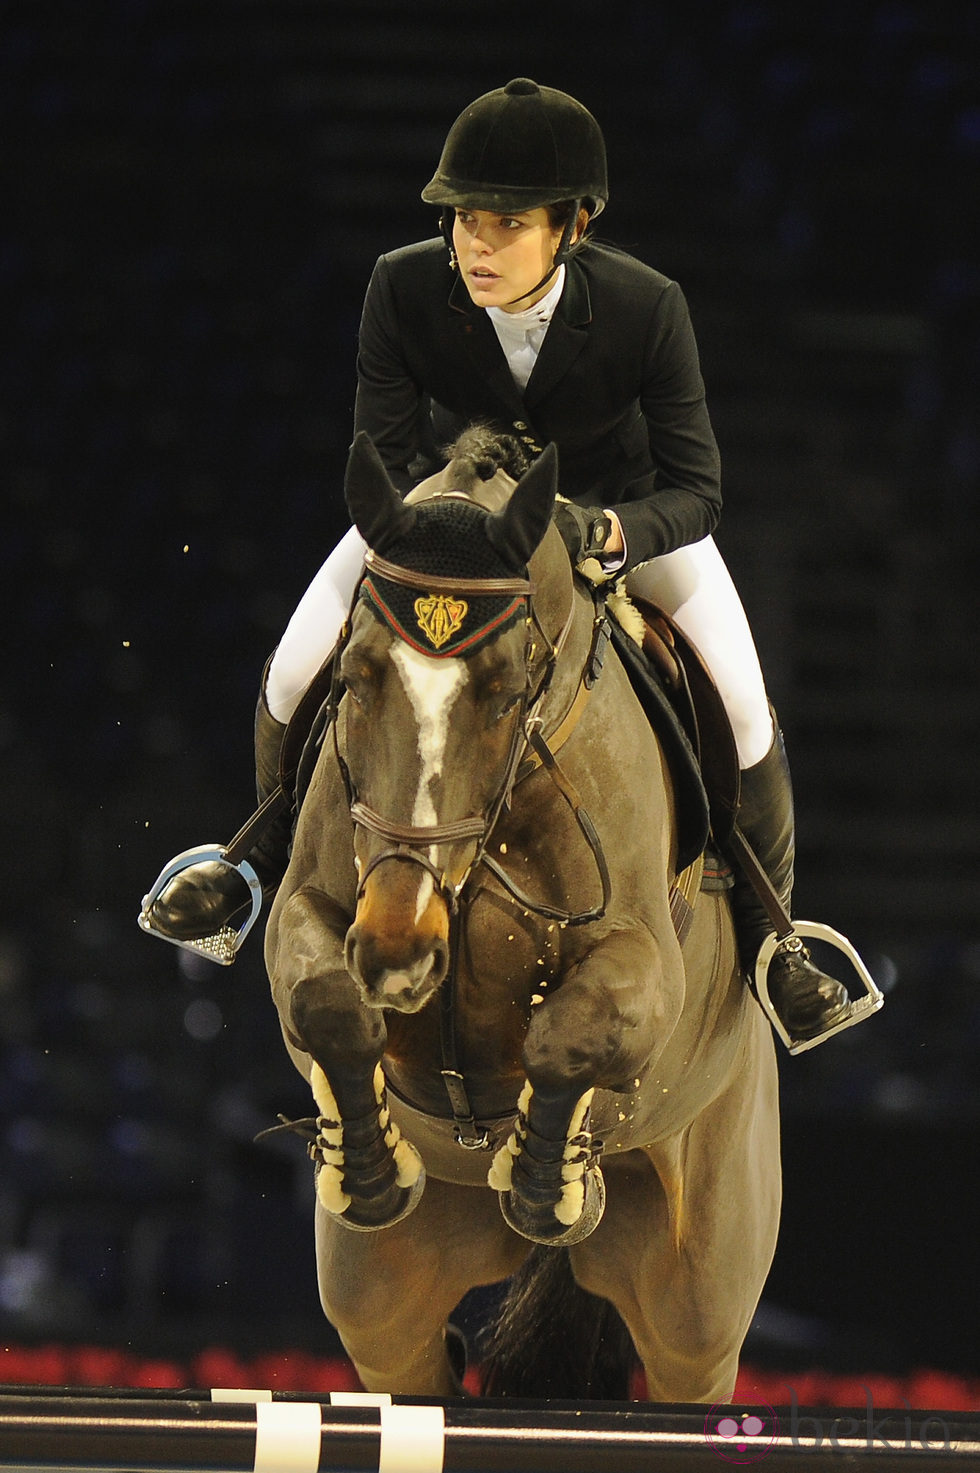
top-left (264, 427), bottom-right (781, 1402)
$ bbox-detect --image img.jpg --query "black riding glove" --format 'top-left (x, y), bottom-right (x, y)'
top-left (553, 502), bottom-right (615, 566)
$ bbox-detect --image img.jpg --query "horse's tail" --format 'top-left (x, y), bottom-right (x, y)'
top-left (479, 1246), bottom-right (637, 1399)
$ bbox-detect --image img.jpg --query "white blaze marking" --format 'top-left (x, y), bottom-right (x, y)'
top-left (391, 644), bottom-right (466, 923)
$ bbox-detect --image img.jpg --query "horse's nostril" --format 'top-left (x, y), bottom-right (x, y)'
top-left (428, 936), bottom-right (450, 987)
top-left (343, 926), bottom-right (359, 981)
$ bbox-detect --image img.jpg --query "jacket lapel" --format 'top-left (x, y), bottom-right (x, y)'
top-left (524, 259), bottom-right (592, 409)
top-left (448, 274), bottom-right (525, 416)
top-left (446, 258), bottom-right (593, 416)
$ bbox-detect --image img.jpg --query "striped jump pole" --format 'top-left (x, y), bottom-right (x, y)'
top-left (0, 1387), bottom-right (977, 1471)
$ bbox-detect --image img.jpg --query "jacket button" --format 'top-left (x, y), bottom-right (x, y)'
top-left (513, 420), bottom-right (528, 431)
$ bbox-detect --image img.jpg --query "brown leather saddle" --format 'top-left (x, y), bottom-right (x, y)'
top-left (630, 594), bottom-right (740, 842)
top-left (606, 594), bottom-right (740, 874)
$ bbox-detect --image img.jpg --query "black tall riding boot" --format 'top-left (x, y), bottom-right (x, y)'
top-left (731, 722), bottom-right (851, 1046)
top-left (146, 687), bottom-right (292, 945)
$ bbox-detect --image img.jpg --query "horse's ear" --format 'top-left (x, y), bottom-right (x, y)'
top-left (344, 431), bottom-right (417, 551)
top-left (485, 442), bottom-right (558, 569)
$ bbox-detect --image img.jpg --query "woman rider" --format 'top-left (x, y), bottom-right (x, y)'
top-left (145, 78), bottom-right (861, 1050)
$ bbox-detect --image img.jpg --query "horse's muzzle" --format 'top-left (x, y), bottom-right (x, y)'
top-left (344, 866), bottom-right (452, 1011)
top-left (344, 925), bottom-right (450, 1010)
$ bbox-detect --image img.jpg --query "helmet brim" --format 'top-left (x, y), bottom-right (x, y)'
top-left (421, 174), bottom-right (605, 217)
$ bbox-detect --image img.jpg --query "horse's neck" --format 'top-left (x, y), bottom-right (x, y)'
top-left (407, 463), bottom-right (510, 507)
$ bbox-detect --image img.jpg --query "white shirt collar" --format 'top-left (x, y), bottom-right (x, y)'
top-left (486, 265), bottom-right (566, 337)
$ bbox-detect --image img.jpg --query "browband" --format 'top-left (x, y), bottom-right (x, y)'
top-left (364, 548), bottom-right (535, 598)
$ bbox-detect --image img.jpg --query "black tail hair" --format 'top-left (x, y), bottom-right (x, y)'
top-left (479, 1246), bottom-right (637, 1400)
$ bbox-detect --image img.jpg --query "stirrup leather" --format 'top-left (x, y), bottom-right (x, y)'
top-left (137, 843), bottom-right (263, 966)
top-left (755, 922), bottom-right (884, 1056)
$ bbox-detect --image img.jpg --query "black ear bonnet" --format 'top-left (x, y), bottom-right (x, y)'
top-left (361, 497), bottom-right (528, 657)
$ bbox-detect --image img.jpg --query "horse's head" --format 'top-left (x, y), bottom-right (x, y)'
top-left (337, 429), bottom-right (563, 1013)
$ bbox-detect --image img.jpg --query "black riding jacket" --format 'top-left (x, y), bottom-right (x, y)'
top-left (353, 237), bottom-right (722, 572)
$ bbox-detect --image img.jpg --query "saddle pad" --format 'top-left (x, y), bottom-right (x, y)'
top-left (608, 621), bottom-right (710, 874)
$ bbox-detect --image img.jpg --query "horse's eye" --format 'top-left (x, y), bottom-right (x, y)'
top-left (341, 650), bottom-right (380, 698)
top-left (342, 662), bottom-right (376, 713)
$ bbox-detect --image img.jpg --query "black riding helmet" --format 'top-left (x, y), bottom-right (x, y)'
top-left (422, 78), bottom-right (608, 302)
top-left (422, 77), bottom-right (608, 216)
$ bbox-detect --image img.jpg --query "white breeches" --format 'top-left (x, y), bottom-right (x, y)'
top-left (625, 537), bottom-right (774, 768)
top-left (265, 526), bottom-right (369, 724)
top-left (265, 529), bottom-right (774, 769)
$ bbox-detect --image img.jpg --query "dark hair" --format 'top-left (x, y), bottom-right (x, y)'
top-left (545, 199), bottom-right (594, 258)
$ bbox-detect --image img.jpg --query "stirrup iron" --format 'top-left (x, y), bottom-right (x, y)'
top-left (755, 921), bottom-right (884, 1055)
top-left (137, 843), bottom-right (263, 966)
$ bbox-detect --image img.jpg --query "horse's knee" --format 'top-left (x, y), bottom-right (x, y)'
top-left (523, 984), bottom-right (653, 1091)
top-left (288, 974), bottom-right (383, 1060)
top-left (283, 976), bottom-right (321, 1052)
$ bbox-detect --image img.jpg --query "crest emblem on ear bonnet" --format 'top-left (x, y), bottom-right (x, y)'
top-left (344, 435), bottom-right (558, 655)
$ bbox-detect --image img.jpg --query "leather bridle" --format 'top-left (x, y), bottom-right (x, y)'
top-left (330, 543), bottom-right (614, 1150)
top-left (335, 546), bottom-right (611, 927)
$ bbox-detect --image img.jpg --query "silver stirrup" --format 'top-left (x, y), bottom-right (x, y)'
top-left (755, 921), bottom-right (885, 1056)
top-left (138, 843), bottom-right (263, 966)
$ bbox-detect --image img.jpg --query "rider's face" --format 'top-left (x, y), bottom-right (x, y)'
top-left (452, 207), bottom-right (565, 312)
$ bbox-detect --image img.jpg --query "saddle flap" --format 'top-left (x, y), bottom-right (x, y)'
top-left (627, 594), bottom-right (741, 844)
top-left (607, 620), bottom-right (709, 873)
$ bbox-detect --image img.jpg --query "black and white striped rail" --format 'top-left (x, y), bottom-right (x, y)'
top-left (0, 1386), bottom-right (977, 1471)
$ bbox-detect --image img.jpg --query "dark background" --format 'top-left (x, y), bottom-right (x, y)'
top-left (2, 0), bottom-right (979, 1381)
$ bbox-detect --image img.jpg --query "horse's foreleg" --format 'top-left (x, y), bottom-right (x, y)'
top-left (490, 929), bottom-right (670, 1246)
top-left (303, 1054), bottom-right (426, 1231)
top-left (270, 889), bottom-right (424, 1232)
top-left (489, 1076), bottom-right (607, 1245)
